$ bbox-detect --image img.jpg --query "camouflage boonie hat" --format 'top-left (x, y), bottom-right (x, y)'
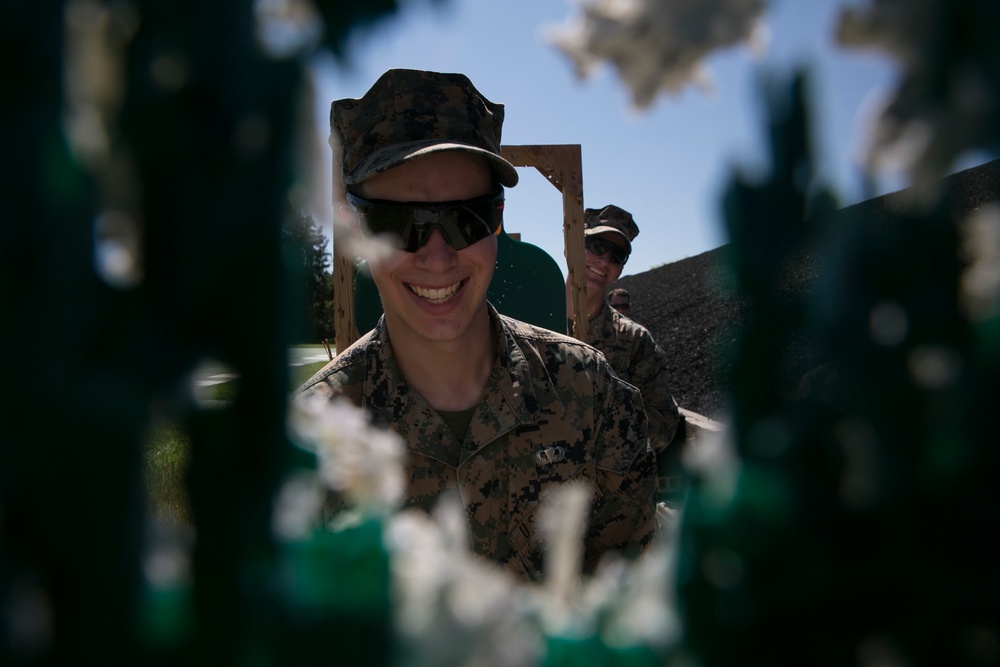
top-left (584, 204), bottom-right (640, 251)
top-left (331, 68), bottom-right (519, 188)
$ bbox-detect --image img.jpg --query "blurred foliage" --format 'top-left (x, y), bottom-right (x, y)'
top-left (4, 0), bottom-right (1000, 665)
top-left (677, 48), bottom-right (1000, 667)
top-left (283, 211), bottom-right (334, 344)
top-left (0, 0), bottom-right (412, 664)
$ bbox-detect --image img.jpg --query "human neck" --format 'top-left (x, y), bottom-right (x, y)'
top-left (566, 280), bottom-right (607, 321)
top-left (385, 310), bottom-right (496, 411)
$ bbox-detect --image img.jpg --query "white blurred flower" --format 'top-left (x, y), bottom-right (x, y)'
top-left (532, 529), bottom-right (680, 658)
top-left (959, 204), bottom-right (1000, 321)
top-left (548, 0), bottom-right (768, 108)
top-left (63, 0), bottom-right (138, 165)
top-left (837, 0), bottom-right (1000, 196)
top-left (327, 132), bottom-right (409, 270)
top-left (386, 496), bottom-right (541, 667)
top-left (288, 394), bottom-right (405, 514)
top-left (908, 344), bottom-right (963, 390)
top-left (272, 470), bottom-right (325, 540)
top-left (655, 501), bottom-right (681, 533)
top-left (254, 0), bottom-right (322, 59)
top-left (592, 546), bottom-right (681, 653)
top-left (538, 481), bottom-right (591, 631)
top-left (385, 497), bottom-right (467, 637)
top-left (683, 427), bottom-right (741, 514)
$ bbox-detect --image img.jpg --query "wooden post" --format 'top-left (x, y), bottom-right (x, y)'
top-left (332, 141), bottom-right (358, 354)
top-left (333, 241), bottom-right (356, 354)
top-left (500, 144), bottom-right (587, 341)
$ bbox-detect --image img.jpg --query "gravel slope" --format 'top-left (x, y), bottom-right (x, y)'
top-left (613, 159), bottom-right (1000, 422)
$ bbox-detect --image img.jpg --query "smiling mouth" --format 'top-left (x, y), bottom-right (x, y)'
top-left (407, 280), bottom-right (463, 304)
top-left (588, 266), bottom-right (607, 278)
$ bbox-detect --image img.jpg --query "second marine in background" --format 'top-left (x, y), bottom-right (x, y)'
top-left (566, 205), bottom-right (683, 481)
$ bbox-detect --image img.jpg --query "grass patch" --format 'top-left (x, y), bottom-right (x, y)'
top-left (200, 361), bottom-right (328, 402)
top-left (144, 422), bottom-right (192, 527)
top-left (291, 360), bottom-right (328, 388)
top-left (146, 360), bottom-right (332, 523)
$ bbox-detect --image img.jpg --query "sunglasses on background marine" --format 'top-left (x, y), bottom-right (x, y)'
top-left (346, 191), bottom-right (504, 253)
top-left (584, 235), bottom-right (630, 266)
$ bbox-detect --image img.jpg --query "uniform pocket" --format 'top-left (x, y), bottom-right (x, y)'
top-left (507, 461), bottom-right (594, 581)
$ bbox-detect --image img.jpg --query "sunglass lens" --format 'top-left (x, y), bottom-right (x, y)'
top-left (350, 194), bottom-right (502, 253)
top-left (444, 202), bottom-right (501, 249)
top-left (586, 236), bottom-right (629, 265)
top-left (353, 202), bottom-right (412, 247)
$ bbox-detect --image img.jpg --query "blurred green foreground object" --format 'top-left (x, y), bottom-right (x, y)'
top-left (677, 66), bottom-right (1000, 667)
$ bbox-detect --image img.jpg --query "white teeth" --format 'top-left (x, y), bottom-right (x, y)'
top-left (588, 266), bottom-right (606, 278)
top-left (409, 281), bottom-right (461, 304)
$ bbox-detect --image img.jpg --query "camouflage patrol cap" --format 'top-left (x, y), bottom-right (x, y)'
top-left (331, 68), bottom-right (519, 187)
top-left (584, 205), bottom-right (640, 250)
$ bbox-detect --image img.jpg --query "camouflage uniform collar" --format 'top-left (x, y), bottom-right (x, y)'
top-left (476, 303), bottom-right (540, 429)
top-left (588, 300), bottom-right (621, 345)
top-left (360, 307), bottom-right (539, 462)
top-left (586, 300), bottom-right (608, 323)
top-left (362, 315), bottom-right (409, 416)
top-left (460, 311), bottom-right (545, 460)
top-left (564, 300), bottom-right (610, 329)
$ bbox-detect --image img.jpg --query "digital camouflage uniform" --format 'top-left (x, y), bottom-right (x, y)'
top-left (333, 69), bottom-right (519, 189)
top-left (576, 204), bottom-right (684, 501)
top-left (296, 305), bottom-right (657, 582)
top-left (583, 303), bottom-right (680, 454)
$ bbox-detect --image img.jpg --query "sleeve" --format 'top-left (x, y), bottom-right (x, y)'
top-left (583, 358), bottom-right (658, 572)
top-left (630, 330), bottom-right (681, 454)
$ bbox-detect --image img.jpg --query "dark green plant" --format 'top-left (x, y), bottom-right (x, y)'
top-left (677, 53), bottom-right (1000, 667)
top-left (283, 211), bottom-right (334, 343)
top-left (1, 1), bottom-right (416, 663)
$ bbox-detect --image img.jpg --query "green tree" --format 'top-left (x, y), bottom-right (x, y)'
top-left (283, 211), bottom-right (334, 343)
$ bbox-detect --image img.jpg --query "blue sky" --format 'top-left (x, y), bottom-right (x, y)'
top-left (307, 0), bottom-right (908, 278)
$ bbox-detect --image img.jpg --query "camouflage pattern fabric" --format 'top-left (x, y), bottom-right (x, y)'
top-left (331, 68), bottom-right (518, 188)
top-left (296, 304), bottom-right (657, 582)
top-left (582, 302), bottom-right (680, 454)
top-left (584, 204), bottom-right (640, 250)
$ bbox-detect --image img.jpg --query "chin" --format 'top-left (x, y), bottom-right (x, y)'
top-left (585, 275), bottom-right (607, 292)
top-left (417, 320), bottom-right (470, 343)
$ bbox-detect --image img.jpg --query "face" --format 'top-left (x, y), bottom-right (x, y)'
top-left (583, 232), bottom-right (627, 296)
top-left (609, 296), bottom-right (631, 315)
top-left (359, 151), bottom-right (497, 344)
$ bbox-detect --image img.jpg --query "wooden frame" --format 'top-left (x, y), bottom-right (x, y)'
top-left (333, 144), bottom-right (588, 353)
top-left (500, 144), bottom-right (588, 341)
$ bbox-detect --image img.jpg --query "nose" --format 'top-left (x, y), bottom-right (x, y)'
top-left (413, 228), bottom-right (458, 269)
top-left (588, 247), bottom-right (611, 267)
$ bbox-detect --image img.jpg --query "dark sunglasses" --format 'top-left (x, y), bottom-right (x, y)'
top-left (611, 302), bottom-right (631, 310)
top-left (584, 235), bottom-right (629, 265)
top-left (346, 191), bottom-right (504, 253)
